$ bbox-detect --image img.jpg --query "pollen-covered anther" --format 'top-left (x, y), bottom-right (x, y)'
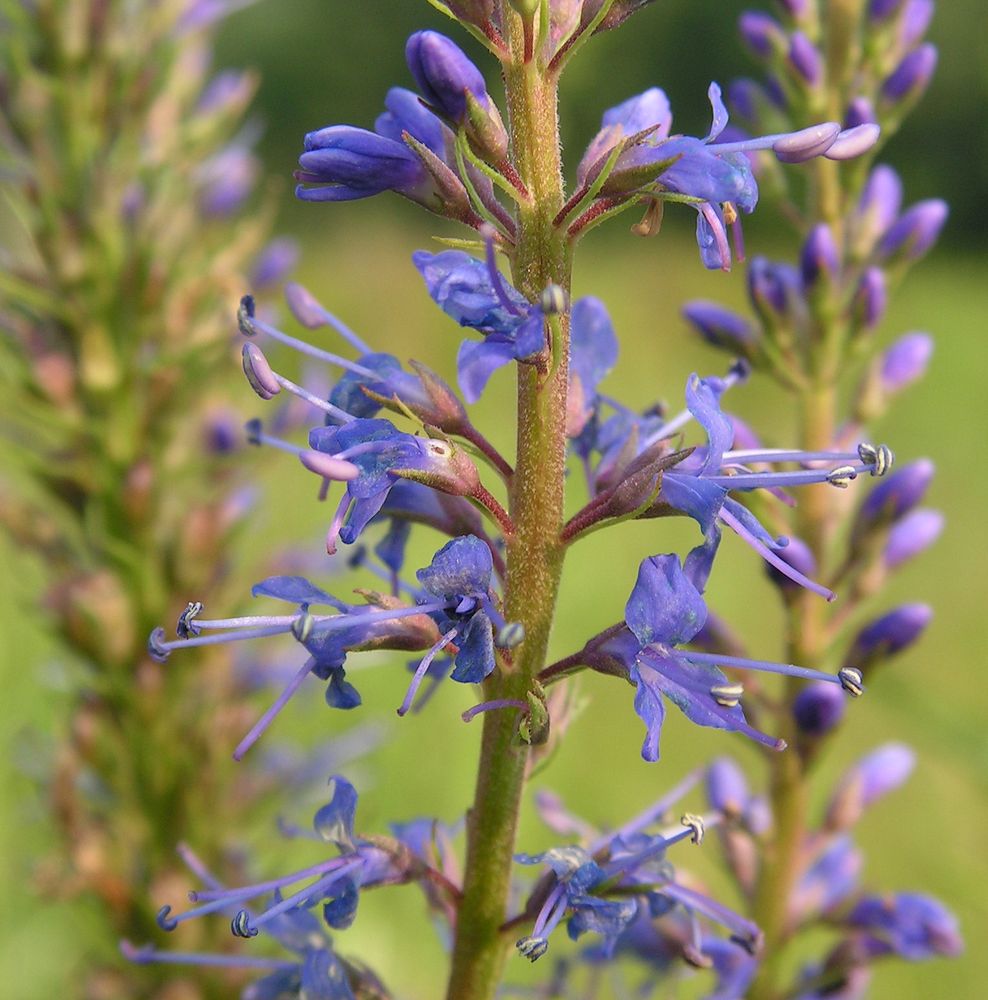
top-left (176, 602), bottom-right (204, 639)
top-left (496, 621), bottom-right (525, 649)
top-left (516, 935), bottom-right (549, 962)
top-left (540, 284), bottom-right (568, 315)
top-left (827, 465), bottom-right (858, 488)
top-left (838, 666), bottom-right (864, 697)
top-left (722, 201), bottom-right (739, 226)
top-left (858, 442), bottom-right (895, 476)
top-left (230, 910), bottom-right (258, 938)
top-left (710, 681), bottom-right (743, 707)
top-left (681, 812), bottom-right (706, 845)
top-left (291, 611), bottom-right (314, 643)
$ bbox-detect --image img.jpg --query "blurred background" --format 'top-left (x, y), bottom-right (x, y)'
top-left (2, 1), bottom-right (986, 998)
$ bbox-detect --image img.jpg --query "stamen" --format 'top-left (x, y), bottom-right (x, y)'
top-left (719, 505), bottom-right (836, 601)
top-left (680, 649), bottom-right (850, 687)
top-left (284, 282), bottom-right (372, 354)
top-left (241, 857), bottom-right (364, 936)
top-left (680, 813), bottom-right (705, 845)
top-left (397, 628), bottom-right (458, 717)
top-left (121, 940), bottom-right (295, 971)
top-left (238, 295), bottom-right (377, 378)
top-left (150, 622), bottom-right (294, 660)
top-left (660, 882), bottom-right (763, 952)
top-left (827, 465), bottom-right (858, 488)
top-left (698, 201), bottom-right (732, 271)
top-left (590, 767), bottom-right (703, 852)
top-left (858, 442), bottom-right (894, 476)
top-left (496, 621), bottom-right (525, 649)
top-left (710, 681), bottom-right (743, 707)
top-left (540, 284), bottom-right (568, 315)
top-left (480, 224), bottom-right (525, 317)
top-left (233, 658), bottom-right (315, 761)
top-left (242, 342), bottom-right (281, 399)
top-left (461, 698), bottom-right (528, 723)
top-left (838, 666), bottom-right (864, 697)
top-left (641, 365), bottom-right (746, 450)
top-left (176, 602), bottom-right (203, 639)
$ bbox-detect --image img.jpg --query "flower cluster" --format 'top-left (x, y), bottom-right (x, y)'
top-left (123, 2), bottom-right (960, 997)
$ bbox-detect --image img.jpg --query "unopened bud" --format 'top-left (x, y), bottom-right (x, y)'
top-left (878, 199), bottom-right (948, 264)
top-left (880, 43), bottom-right (937, 105)
top-left (793, 681), bottom-right (846, 736)
top-left (884, 508), bottom-right (943, 568)
top-left (848, 603), bottom-right (932, 666)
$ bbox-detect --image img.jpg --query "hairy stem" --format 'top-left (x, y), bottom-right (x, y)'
top-left (445, 8), bottom-right (570, 998)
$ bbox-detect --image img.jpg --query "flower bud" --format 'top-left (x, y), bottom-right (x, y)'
top-left (747, 256), bottom-right (803, 328)
top-left (682, 301), bottom-right (758, 356)
top-left (884, 508), bottom-right (943, 569)
top-left (877, 199), bottom-right (948, 264)
top-left (901, 0), bottom-right (934, 46)
top-left (765, 536), bottom-right (817, 594)
top-left (844, 96), bottom-right (876, 129)
top-left (850, 267), bottom-right (887, 334)
top-left (773, 122), bottom-right (841, 163)
top-left (405, 31), bottom-right (508, 161)
top-left (825, 742), bottom-right (915, 831)
top-left (297, 126), bottom-right (439, 208)
top-left (445, 0), bottom-right (494, 28)
top-left (881, 331), bottom-right (933, 392)
top-left (850, 165), bottom-right (902, 257)
top-left (706, 757), bottom-right (750, 817)
top-left (868, 0), bottom-right (905, 20)
top-left (848, 893), bottom-right (963, 959)
top-left (800, 223), bottom-right (840, 288)
top-left (853, 459), bottom-right (933, 543)
top-left (788, 32), bottom-right (822, 85)
top-left (793, 681), bottom-right (846, 737)
top-left (738, 11), bottom-right (786, 58)
top-left (880, 43), bottom-right (938, 105)
top-left (249, 238), bottom-right (298, 289)
top-left (847, 603), bottom-right (932, 666)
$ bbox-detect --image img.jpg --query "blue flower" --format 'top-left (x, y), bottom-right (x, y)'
top-left (587, 553), bottom-right (785, 761)
top-left (577, 83), bottom-right (876, 268)
top-left (306, 417), bottom-right (479, 552)
top-left (413, 249), bottom-right (547, 402)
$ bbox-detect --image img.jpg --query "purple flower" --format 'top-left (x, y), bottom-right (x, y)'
top-left (296, 125), bottom-right (438, 206)
top-left (682, 300), bottom-right (758, 356)
top-left (567, 297), bottom-right (619, 436)
top-left (848, 893), bottom-right (963, 960)
top-left (413, 248), bottom-right (547, 402)
top-left (305, 418), bottom-right (480, 552)
top-left (587, 553), bottom-right (787, 760)
top-left (825, 743), bottom-right (915, 831)
top-left (884, 508), bottom-right (943, 568)
top-left (405, 30), bottom-right (508, 160)
top-left (847, 603), bottom-right (932, 666)
top-left (880, 332), bottom-right (933, 393)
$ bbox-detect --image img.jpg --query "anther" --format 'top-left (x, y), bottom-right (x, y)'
top-left (710, 682), bottom-right (743, 708)
top-left (237, 294), bottom-right (257, 336)
top-left (858, 442), bottom-right (894, 476)
top-left (242, 342), bottom-right (281, 400)
top-left (245, 418), bottom-right (263, 446)
top-left (496, 621), bottom-right (525, 649)
top-left (177, 602), bottom-right (204, 640)
top-left (148, 627), bottom-right (170, 663)
top-left (291, 611), bottom-right (314, 644)
top-left (156, 905), bottom-right (178, 931)
top-left (722, 201), bottom-right (739, 226)
top-left (230, 910), bottom-right (258, 938)
top-left (827, 465), bottom-right (858, 488)
top-left (681, 813), bottom-right (706, 845)
top-left (516, 936), bottom-right (549, 962)
top-left (838, 666), bottom-right (864, 697)
top-left (540, 284), bottom-right (568, 315)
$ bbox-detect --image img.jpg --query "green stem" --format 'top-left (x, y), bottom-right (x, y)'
top-left (444, 8), bottom-right (570, 998)
top-left (747, 386), bottom-right (836, 1000)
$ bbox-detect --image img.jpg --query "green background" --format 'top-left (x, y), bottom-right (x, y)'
top-left (2, 2), bottom-right (987, 998)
